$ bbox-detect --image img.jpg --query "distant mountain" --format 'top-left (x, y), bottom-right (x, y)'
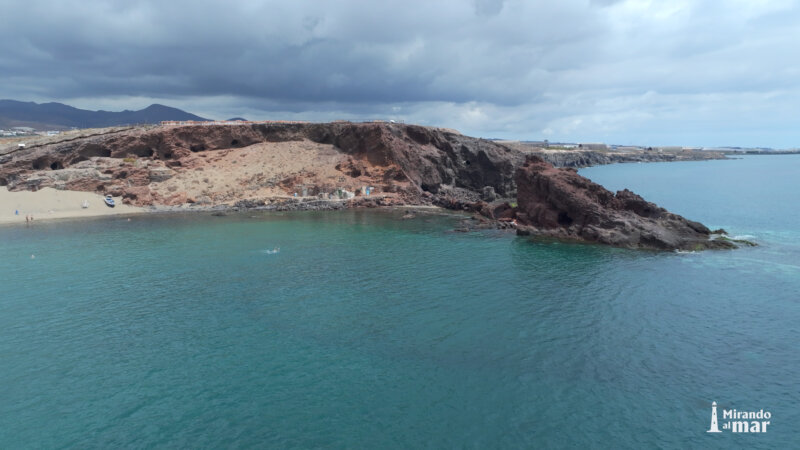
top-left (227, 117), bottom-right (248, 121)
top-left (0, 100), bottom-right (210, 130)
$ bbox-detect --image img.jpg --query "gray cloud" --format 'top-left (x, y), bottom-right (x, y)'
top-left (1, 0), bottom-right (800, 147)
top-left (473, 0), bottom-right (506, 16)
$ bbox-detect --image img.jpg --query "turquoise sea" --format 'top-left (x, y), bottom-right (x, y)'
top-left (1, 155), bottom-right (798, 448)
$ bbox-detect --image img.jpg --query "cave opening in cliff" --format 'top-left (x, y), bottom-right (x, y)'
top-left (128, 147), bottom-right (155, 158)
top-left (558, 211), bottom-right (574, 226)
top-left (50, 161), bottom-right (63, 170)
top-left (420, 183), bottom-right (439, 194)
top-left (231, 139), bottom-right (240, 146)
top-left (79, 145), bottom-right (112, 158)
top-left (0, 177), bottom-right (6, 186)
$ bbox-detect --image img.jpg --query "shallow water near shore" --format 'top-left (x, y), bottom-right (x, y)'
top-left (1, 155), bottom-right (799, 448)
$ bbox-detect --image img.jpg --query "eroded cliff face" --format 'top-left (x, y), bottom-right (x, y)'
top-left (0, 123), bottom-right (524, 208)
top-left (513, 157), bottom-right (734, 250)
top-left (0, 123), bottom-right (740, 250)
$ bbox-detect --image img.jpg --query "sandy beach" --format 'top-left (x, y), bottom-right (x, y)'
top-left (0, 187), bottom-right (144, 224)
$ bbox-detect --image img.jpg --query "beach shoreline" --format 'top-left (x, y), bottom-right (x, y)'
top-left (0, 186), bottom-right (458, 226)
top-left (0, 187), bottom-right (146, 225)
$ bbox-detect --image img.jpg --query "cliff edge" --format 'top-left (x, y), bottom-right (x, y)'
top-left (0, 123), bottom-right (522, 208)
top-left (513, 157), bottom-right (735, 250)
top-left (0, 122), bottom-right (743, 250)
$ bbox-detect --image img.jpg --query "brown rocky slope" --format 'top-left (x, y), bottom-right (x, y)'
top-left (0, 122), bottom-right (522, 207)
top-left (0, 122), bottom-right (742, 250)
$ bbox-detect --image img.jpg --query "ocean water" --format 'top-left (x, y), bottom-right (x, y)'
top-left (1, 155), bottom-right (798, 448)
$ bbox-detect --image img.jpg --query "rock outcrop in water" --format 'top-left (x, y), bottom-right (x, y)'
top-left (513, 156), bottom-right (735, 250)
top-left (0, 122), bottom-right (741, 250)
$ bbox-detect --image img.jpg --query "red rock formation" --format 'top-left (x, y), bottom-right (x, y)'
top-left (513, 156), bottom-right (734, 250)
top-left (0, 122), bottom-right (523, 207)
top-left (0, 123), bottom-right (741, 250)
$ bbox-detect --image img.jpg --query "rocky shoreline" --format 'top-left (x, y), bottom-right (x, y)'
top-left (532, 148), bottom-right (727, 168)
top-left (0, 122), bottom-right (749, 250)
top-left (511, 157), bottom-right (735, 250)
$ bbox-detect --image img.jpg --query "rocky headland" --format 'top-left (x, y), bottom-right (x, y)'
top-left (0, 122), bottom-right (744, 250)
top-left (497, 141), bottom-right (727, 168)
top-left (511, 157), bottom-right (734, 250)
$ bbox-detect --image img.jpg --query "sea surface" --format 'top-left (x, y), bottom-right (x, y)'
top-left (1, 155), bottom-right (798, 448)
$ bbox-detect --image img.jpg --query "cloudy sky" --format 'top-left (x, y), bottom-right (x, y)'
top-left (1, 0), bottom-right (799, 147)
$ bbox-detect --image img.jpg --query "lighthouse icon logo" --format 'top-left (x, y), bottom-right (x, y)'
top-left (708, 401), bottom-right (722, 433)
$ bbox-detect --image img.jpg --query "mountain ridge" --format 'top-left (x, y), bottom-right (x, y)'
top-left (0, 100), bottom-right (209, 130)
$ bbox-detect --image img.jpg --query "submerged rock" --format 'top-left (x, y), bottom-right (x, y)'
top-left (513, 156), bottom-right (737, 251)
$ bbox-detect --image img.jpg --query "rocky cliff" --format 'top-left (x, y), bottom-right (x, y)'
top-left (531, 149), bottom-right (726, 168)
top-left (0, 122), bottom-right (741, 250)
top-left (512, 157), bottom-right (734, 250)
top-left (0, 123), bottom-right (523, 207)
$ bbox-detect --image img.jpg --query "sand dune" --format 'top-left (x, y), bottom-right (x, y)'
top-left (0, 187), bottom-right (144, 224)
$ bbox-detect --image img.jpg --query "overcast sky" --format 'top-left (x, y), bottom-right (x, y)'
top-left (1, 0), bottom-right (799, 147)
